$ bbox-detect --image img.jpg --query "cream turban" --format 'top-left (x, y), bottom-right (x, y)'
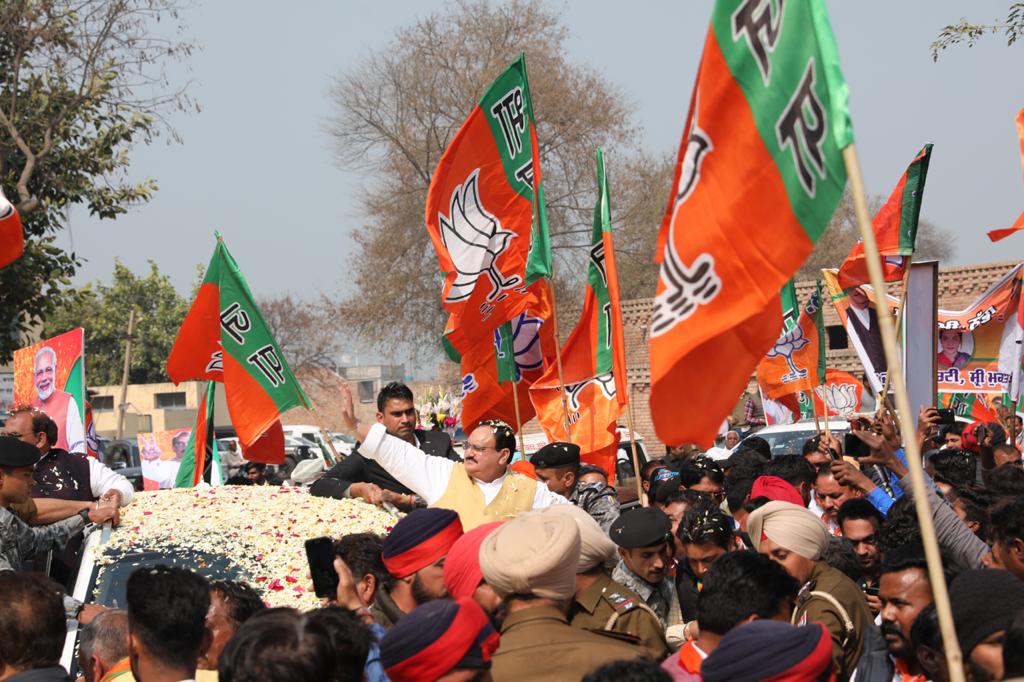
top-left (747, 500), bottom-right (830, 561)
top-left (478, 512), bottom-right (580, 601)
top-left (540, 504), bottom-right (617, 573)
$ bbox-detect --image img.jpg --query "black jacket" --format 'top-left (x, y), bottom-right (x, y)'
top-left (310, 429), bottom-right (459, 499)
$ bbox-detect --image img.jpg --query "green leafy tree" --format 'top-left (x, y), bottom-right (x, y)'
top-left (42, 260), bottom-right (189, 387)
top-left (0, 0), bottom-right (196, 361)
top-left (932, 3), bottom-right (1024, 59)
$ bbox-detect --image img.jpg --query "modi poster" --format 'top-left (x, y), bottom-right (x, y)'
top-left (13, 328), bottom-right (86, 453)
top-left (138, 428), bottom-right (192, 490)
top-left (823, 264), bottom-right (1024, 396)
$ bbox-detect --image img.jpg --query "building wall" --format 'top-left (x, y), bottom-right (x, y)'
top-left (89, 381), bottom-right (231, 438)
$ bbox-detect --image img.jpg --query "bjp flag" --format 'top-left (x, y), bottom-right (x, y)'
top-left (0, 188), bottom-right (24, 268)
top-left (757, 281), bottom-right (826, 400)
top-left (649, 0), bottom-right (852, 447)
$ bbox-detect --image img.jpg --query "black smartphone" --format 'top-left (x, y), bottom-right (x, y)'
top-left (864, 585), bottom-right (879, 597)
top-left (305, 536), bottom-right (338, 599)
top-left (844, 432), bottom-right (871, 458)
top-left (936, 408), bottom-right (956, 425)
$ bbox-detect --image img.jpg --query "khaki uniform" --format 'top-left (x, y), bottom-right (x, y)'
top-left (570, 572), bottom-right (669, 661)
top-left (491, 604), bottom-right (644, 681)
top-left (792, 561), bottom-right (873, 682)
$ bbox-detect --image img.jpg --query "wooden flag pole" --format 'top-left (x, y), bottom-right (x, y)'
top-left (811, 392), bottom-right (822, 434)
top-left (509, 377), bottom-right (527, 457)
top-left (545, 279), bottom-right (572, 439)
top-left (625, 381), bottom-right (645, 506)
top-left (842, 144), bottom-right (965, 682)
top-left (310, 407), bottom-right (339, 468)
top-left (876, 265), bottom-right (913, 417)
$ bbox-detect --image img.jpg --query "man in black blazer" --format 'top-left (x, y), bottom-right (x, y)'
top-left (310, 382), bottom-right (460, 509)
top-left (845, 286), bottom-right (887, 380)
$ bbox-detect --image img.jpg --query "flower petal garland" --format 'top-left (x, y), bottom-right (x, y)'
top-left (97, 486), bottom-right (398, 609)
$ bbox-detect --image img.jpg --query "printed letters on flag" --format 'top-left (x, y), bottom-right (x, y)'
top-left (649, 0), bottom-right (852, 447)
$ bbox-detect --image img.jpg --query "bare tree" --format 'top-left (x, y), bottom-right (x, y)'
top-left (259, 294), bottom-right (345, 384)
top-left (328, 0), bottom-right (646, 362)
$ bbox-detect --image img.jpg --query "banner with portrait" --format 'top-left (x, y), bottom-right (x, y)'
top-left (138, 428), bottom-right (193, 490)
top-left (823, 265), bottom-right (1023, 396)
top-left (12, 328), bottom-right (86, 453)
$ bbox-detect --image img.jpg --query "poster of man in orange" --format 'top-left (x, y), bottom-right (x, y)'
top-left (13, 328), bottom-right (86, 453)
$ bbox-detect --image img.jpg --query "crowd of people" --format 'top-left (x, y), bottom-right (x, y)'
top-left (1, 380), bottom-right (1024, 681)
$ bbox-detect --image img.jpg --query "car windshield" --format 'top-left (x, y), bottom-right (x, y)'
top-left (744, 426), bottom-right (849, 457)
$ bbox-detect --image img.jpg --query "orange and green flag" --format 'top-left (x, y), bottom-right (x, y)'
top-left (167, 235), bottom-right (310, 452)
top-left (940, 393), bottom-right (1000, 423)
top-left (838, 144), bottom-right (933, 288)
top-left (530, 149), bottom-right (627, 478)
top-left (650, 0), bottom-right (852, 447)
top-left (425, 55), bottom-right (551, 357)
top-left (757, 281), bottom-right (826, 399)
top-left (175, 381), bottom-right (217, 488)
top-left (451, 280), bottom-right (557, 433)
top-left (989, 108), bottom-right (1024, 243)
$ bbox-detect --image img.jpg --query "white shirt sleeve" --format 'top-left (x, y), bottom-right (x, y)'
top-left (64, 399), bottom-right (85, 454)
top-left (532, 483), bottom-right (570, 509)
top-left (359, 423), bottom-right (454, 504)
top-left (88, 457), bottom-right (134, 505)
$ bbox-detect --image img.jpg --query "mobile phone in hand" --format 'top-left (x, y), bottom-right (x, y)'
top-left (936, 408), bottom-right (956, 425)
top-left (844, 432), bottom-right (871, 458)
top-left (305, 536), bottom-right (339, 599)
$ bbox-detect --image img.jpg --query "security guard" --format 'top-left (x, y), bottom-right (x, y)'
top-left (530, 441), bottom-right (620, 531)
top-left (0, 435), bottom-right (114, 572)
top-left (610, 507), bottom-right (684, 633)
top-left (544, 505), bottom-right (670, 660)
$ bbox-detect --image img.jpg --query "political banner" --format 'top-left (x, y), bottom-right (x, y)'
top-left (138, 428), bottom-right (192, 490)
top-left (762, 369), bottom-right (865, 425)
top-left (13, 328), bottom-right (86, 453)
top-left (824, 264), bottom-right (1024, 395)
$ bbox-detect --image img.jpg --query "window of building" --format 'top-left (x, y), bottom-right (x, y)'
top-left (826, 324), bottom-right (848, 350)
top-left (155, 392), bottom-right (187, 409)
top-left (357, 380), bottom-right (376, 404)
top-left (91, 395), bottom-right (114, 412)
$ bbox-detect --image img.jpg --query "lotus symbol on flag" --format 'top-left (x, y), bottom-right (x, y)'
top-left (439, 169), bottom-right (522, 304)
top-left (564, 372), bottom-right (617, 412)
top-left (814, 382), bottom-right (858, 417)
top-left (765, 326), bottom-right (810, 383)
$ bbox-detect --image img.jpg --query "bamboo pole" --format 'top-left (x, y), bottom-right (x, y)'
top-left (545, 279), bottom-right (572, 439)
top-left (509, 377), bottom-right (527, 458)
top-left (115, 309), bottom-right (136, 440)
top-left (309, 408), bottom-right (340, 468)
top-left (624, 381), bottom-right (644, 506)
top-left (842, 145), bottom-right (964, 682)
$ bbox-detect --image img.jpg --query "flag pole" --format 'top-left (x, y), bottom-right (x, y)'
top-left (509, 378), bottom-right (527, 458)
top-left (842, 144), bottom-right (965, 682)
top-left (624, 381), bottom-right (645, 506)
top-left (310, 407), bottom-right (339, 467)
top-left (876, 264), bottom-right (913, 417)
top-left (545, 278), bottom-right (572, 439)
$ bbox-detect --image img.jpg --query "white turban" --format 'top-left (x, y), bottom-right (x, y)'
top-left (540, 504), bottom-right (617, 573)
top-left (479, 512), bottom-right (580, 601)
top-left (747, 500), bottom-right (830, 561)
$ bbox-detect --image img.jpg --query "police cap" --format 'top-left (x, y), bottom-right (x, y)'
top-left (609, 507), bottom-right (673, 549)
top-left (0, 437), bottom-right (39, 468)
top-left (530, 441), bottom-right (581, 470)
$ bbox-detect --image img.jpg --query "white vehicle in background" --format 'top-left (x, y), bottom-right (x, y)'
top-left (281, 425), bottom-right (354, 457)
top-left (742, 419), bottom-right (851, 458)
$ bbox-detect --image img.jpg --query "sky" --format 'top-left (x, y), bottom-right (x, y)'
top-left (64, 1), bottom-right (1023, 360)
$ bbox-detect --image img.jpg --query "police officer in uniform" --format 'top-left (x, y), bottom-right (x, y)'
top-left (610, 507), bottom-right (684, 636)
top-left (530, 441), bottom-right (620, 531)
top-left (543, 505), bottom-right (669, 660)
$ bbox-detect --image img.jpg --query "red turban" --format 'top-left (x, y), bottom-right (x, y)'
top-left (443, 521), bottom-right (503, 600)
top-left (750, 475), bottom-right (805, 507)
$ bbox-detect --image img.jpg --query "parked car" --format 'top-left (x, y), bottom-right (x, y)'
top-left (741, 419), bottom-right (851, 458)
top-left (100, 439), bottom-right (144, 491)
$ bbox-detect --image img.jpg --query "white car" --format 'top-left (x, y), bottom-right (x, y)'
top-left (742, 419), bottom-right (851, 458)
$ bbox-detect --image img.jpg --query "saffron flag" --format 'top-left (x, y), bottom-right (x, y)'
top-left (425, 55), bottom-right (551, 357)
top-left (939, 393), bottom-right (1000, 424)
top-left (838, 144), bottom-right (933, 288)
top-left (176, 381), bottom-right (216, 488)
top-left (756, 281), bottom-right (825, 400)
top-left (0, 188), bottom-right (24, 268)
top-left (649, 0), bottom-right (852, 447)
top-left (453, 280), bottom-right (558, 434)
top-left (530, 149), bottom-right (628, 478)
top-left (812, 369), bottom-right (865, 417)
top-left (167, 235), bottom-right (310, 452)
top-left (989, 109), bottom-right (1024, 243)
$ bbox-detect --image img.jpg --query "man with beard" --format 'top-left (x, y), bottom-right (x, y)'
top-left (610, 507), bottom-right (683, 634)
top-left (312, 382), bottom-right (459, 509)
top-left (853, 544), bottom-right (936, 681)
top-left (837, 499), bottom-right (884, 612)
top-left (530, 441), bottom-right (620, 531)
top-left (29, 346), bottom-right (85, 453)
top-left (380, 508), bottom-right (464, 616)
top-left (813, 463), bottom-right (863, 536)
